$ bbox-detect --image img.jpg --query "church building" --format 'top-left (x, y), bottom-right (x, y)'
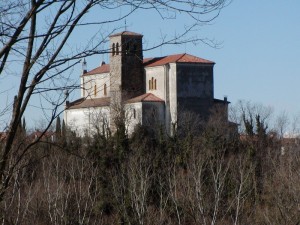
top-left (64, 31), bottom-right (229, 136)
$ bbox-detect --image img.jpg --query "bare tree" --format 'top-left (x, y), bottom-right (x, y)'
top-left (185, 147), bottom-right (209, 225)
top-left (127, 153), bottom-right (152, 225)
top-left (230, 154), bottom-right (254, 225)
top-left (0, 0), bottom-right (230, 206)
top-left (275, 110), bottom-right (289, 138)
top-left (231, 100), bottom-right (273, 134)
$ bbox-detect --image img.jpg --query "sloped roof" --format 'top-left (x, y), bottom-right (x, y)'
top-left (126, 93), bottom-right (164, 104)
top-left (66, 97), bottom-right (110, 109)
top-left (82, 53), bottom-right (214, 76)
top-left (110, 31), bottom-right (143, 37)
top-left (66, 93), bottom-right (164, 110)
top-left (83, 64), bottom-right (110, 76)
top-left (144, 53), bottom-right (214, 67)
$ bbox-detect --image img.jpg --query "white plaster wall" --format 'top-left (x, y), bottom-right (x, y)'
top-left (168, 63), bottom-right (177, 134)
top-left (144, 66), bottom-right (166, 101)
top-left (125, 102), bottom-right (143, 135)
top-left (81, 73), bottom-right (110, 98)
top-left (80, 76), bottom-right (84, 97)
top-left (64, 106), bottom-right (110, 136)
top-left (64, 103), bottom-right (142, 137)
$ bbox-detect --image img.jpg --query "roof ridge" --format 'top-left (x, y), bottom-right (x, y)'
top-left (141, 93), bottom-right (151, 101)
top-left (125, 93), bottom-right (164, 103)
top-left (176, 53), bottom-right (186, 62)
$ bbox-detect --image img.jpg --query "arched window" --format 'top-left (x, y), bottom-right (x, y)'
top-left (133, 44), bottom-right (137, 53)
top-left (104, 83), bottom-right (107, 96)
top-left (149, 77), bottom-right (158, 90)
top-left (125, 42), bottom-right (130, 55)
top-left (94, 84), bottom-right (97, 96)
top-left (116, 42), bottom-right (119, 55)
top-left (133, 108), bottom-right (136, 119)
top-left (112, 43), bottom-right (115, 56)
top-left (151, 77), bottom-right (154, 90)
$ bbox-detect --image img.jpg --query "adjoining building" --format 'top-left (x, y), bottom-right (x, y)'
top-left (64, 31), bottom-right (229, 136)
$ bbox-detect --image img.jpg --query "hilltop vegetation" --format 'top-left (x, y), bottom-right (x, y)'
top-left (1, 109), bottom-right (300, 225)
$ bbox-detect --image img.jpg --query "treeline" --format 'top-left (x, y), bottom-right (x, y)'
top-left (1, 110), bottom-right (300, 225)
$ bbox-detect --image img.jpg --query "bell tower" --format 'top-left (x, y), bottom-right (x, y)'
top-left (109, 31), bottom-right (144, 99)
top-left (109, 31), bottom-right (144, 130)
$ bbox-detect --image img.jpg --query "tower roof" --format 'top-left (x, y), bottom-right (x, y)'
top-left (109, 31), bottom-right (143, 37)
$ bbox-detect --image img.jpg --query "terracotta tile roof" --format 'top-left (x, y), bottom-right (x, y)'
top-left (144, 53), bottom-right (214, 67)
top-left (82, 53), bottom-right (213, 76)
top-left (83, 64), bottom-right (110, 76)
top-left (29, 131), bottom-right (56, 141)
top-left (66, 94), bottom-right (163, 110)
top-left (126, 93), bottom-right (164, 104)
top-left (66, 97), bottom-right (110, 109)
top-left (110, 31), bottom-right (143, 37)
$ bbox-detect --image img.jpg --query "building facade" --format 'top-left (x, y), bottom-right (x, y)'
top-left (64, 31), bottom-right (228, 136)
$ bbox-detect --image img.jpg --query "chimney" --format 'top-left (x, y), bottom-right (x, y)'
top-left (224, 95), bottom-right (228, 103)
top-left (82, 58), bottom-right (87, 74)
top-left (64, 90), bottom-right (69, 108)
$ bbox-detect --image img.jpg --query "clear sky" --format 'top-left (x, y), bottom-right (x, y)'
top-left (1, 0), bottom-right (300, 130)
top-left (118, 0), bottom-right (300, 124)
top-left (201, 0), bottom-right (300, 117)
top-left (140, 1), bottom-right (300, 113)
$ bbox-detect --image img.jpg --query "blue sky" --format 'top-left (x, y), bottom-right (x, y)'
top-left (134, 0), bottom-right (300, 120)
top-left (83, 0), bottom-right (300, 121)
top-left (206, 1), bottom-right (300, 115)
top-left (144, 1), bottom-right (300, 113)
top-left (1, 0), bottom-right (300, 130)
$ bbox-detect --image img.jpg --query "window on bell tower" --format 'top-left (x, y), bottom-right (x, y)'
top-left (133, 43), bottom-right (137, 53)
top-left (116, 42), bottom-right (119, 55)
top-left (112, 43), bottom-right (115, 56)
top-left (125, 42), bottom-right (130, 55)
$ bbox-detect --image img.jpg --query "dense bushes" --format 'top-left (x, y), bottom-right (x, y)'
top-left (1, 112), bottom-right (300, 224)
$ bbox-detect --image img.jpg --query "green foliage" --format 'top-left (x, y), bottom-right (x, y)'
top-left (243, 113), bottom-right (254, 136)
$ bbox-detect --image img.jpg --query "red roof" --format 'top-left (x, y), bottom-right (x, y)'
top-left (66, 93), bottom-right (163, 110)
top-left (82, 53), bottom-right (213, 76)
top-left (83, 64), bottom-right (110, 76)
top-left (66, 97), bottom-right (110, 109)
top-left (29, 131), bottom-right (55, 140)
top-left (144, 53), bottom-right (214, 67)
top-left (126, 93), bottom-right (164, 104)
